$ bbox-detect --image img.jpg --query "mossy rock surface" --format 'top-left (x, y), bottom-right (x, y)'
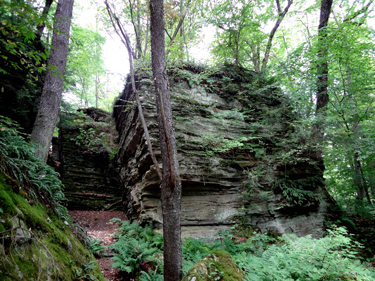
top-left (0, 173), bottom-right (105, 281)
top-left (182, 249), bottom-right (246, 281)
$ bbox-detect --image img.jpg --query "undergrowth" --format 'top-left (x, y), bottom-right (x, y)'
top-left (0, 115), bottom-right (69, 220)
top-left (109, 221), bottom-right (375, 280)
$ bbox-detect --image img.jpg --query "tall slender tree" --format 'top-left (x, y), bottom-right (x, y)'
top-left (149, 0), bottom-right (182, 280)
top-left (312, 0), bottom-right (333, 158)
top-left (31, 0), bottom-right (74, 162)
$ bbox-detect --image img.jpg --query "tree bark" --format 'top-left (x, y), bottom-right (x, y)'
top-left (316, 0), bottom-right (333, 112)
top-left (312, 0), bottom-right (333, 158)
top-left (353, 152), bottom-right (371, 202)
top-left (149, 0), bottom-right (182, 280)
top-left (31, 0), bottom-right (74, 162)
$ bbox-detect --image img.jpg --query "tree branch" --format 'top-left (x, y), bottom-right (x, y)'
top-left (165, 0), bottom-right (192, 57)
top-left (164, 28), bottom-right (172, 40)
top-left (343, 0), bottom-right (374, 22)
top-left (35, 0), bottom-right (53, 46)
top-left (261, 0), bottom-right (293, 71)
top-left (275, 0), bottom-right (281, 13)
top-left (105, 0), bottom-right (162, 181)
top-left (128, 0), bottom-right (143, 59)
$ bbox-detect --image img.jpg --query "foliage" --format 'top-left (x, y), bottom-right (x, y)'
top-left (74, 260), bottom-right (98, 281)
top-left (73, 127), bottom-right (105, 148)
top-left (109, 221), bottom-right (374, 280)
top-left (272, 176), bottom-right (320, 205)
top-left (0, 0), bottom-right (49, 134)
top-left (0, 0), bottom-right (50, 78)
top-left (100, 0), bottom-right (204, 63)
top-left (267, 1), bottom-right (375, 208)
top-left (109, 220), bottom-right (163, 276)
top-left (58, 109), bottom-right (117, 155)
top-left (139, 267), bottom-right (163, 281)
top-left (0, 115), bottom-right (68, 220)
top-left (205, 0), bottom-right (294, 71)
top-left (64, 25), bottom-right (108, 109)
top-left (236, 227), bottom-right (375, 280)
top-left (88, 237), bottom-right (106, 256)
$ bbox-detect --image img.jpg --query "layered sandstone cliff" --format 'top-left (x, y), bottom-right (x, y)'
top-left (51, 108), bottom-right (122, 211)
top-left (113, 65), bottom-right (334, 240)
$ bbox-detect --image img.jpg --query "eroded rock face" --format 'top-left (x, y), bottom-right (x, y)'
top-left (114, 66), bottom-right (334, 240)
top-left (51, 108), bottom-right (122, 211)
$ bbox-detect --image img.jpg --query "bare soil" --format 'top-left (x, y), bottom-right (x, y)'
top-left (68, 210), bottom-right (128, 281)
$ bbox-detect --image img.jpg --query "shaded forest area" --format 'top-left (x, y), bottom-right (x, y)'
top-left (1, 0), bottom-right (375, 280)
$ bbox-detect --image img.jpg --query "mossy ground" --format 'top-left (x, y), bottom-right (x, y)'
top-left (0, 173), bottom-right (105, 281)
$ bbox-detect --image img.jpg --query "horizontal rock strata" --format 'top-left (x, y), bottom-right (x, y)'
top-left (51, 108), bottom-right (122, 211)
top-left (114, 65), bottom-right (334, 240)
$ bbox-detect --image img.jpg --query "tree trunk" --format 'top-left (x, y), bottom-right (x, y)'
top-left (312, 0), bottom-right (333, 158)
top-left (129, 0), bottom-right (143, 59)
top-left (30, 0), bottom-right (74, 162)
top-left (316, 0), bottom-right (332, 112)
top-left (35, 0), bottom-right (53, 51)
top-left (352, 119), bottom-right (372, 204)
top-left (149, 0), bottom-right (182, 280)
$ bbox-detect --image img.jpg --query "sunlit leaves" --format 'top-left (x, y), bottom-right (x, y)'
top-left (0, 0), bottom-right (52, 82)
top-left (64, 25), bottom-right (107, 108)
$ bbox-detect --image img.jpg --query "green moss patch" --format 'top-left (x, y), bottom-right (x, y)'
top-left (182, 249), bottom-right (246, 281)
top-left (0, 173), bottom-right (105, 281)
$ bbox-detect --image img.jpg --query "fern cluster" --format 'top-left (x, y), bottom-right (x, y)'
top-left (109, 220), bottom-right (163, 277)
top-left (0, 115), bottom-right (69, 220)
top-left (110, 221), bottom-right (375, 280)
top-left (236, 227), bottom-right (375, 280)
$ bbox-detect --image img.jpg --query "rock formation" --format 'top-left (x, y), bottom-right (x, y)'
top-left (113, 65), bottom-right (334, 240)
top-left (51, 108), bottom-right (122, 211)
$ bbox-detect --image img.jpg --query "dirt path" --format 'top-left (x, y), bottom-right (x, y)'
top-left (68, 210), bottom-right (127, 281)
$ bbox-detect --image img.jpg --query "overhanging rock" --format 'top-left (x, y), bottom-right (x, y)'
top-left (113, 65), bottom-right (335, 240)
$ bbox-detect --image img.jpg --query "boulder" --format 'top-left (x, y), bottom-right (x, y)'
top-left (182, 250), bottom-right (246, 281)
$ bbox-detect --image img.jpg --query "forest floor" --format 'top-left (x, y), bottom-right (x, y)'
top-left (68, 210), bottom-right (128, 281)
